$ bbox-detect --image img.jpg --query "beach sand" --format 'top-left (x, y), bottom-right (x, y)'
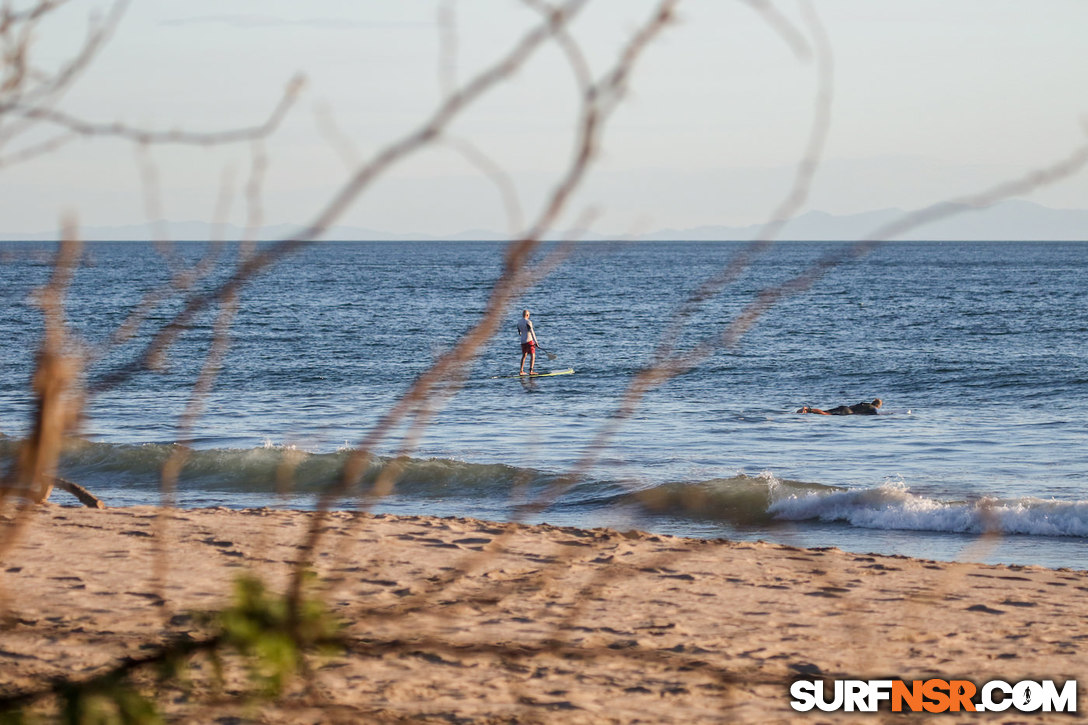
top-left (1, 504), bottom-right (1084, 722)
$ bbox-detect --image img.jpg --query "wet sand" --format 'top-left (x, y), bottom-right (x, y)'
top-left (1, 505), bottom-right (1084, 722)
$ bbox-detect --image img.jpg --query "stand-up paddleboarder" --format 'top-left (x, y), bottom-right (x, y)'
top-left (517, 309), bottom-right (538, 375)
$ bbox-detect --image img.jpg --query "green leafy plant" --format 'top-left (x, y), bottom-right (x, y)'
top-left (207, 573), bottom-right (341, 697)
top-left (0, 574), bottom-right (339, 723)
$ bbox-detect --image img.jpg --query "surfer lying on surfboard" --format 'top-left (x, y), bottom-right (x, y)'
top-left (797, 398), bottom-right (883, 415)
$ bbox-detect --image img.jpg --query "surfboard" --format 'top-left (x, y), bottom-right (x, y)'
top-left (490, 368), bottom-right (575, 379)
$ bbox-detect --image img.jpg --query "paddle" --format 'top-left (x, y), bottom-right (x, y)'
top-left (536, 344), bottom-right (558, 361)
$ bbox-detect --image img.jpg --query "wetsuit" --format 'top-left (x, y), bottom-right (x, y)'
top-left (827, 401), bottom-right (880, 415)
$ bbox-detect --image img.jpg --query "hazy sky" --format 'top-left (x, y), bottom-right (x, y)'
top-left (4, 0), bottom-right (1087, 237)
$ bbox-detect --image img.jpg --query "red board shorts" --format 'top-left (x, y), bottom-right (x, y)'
top-left (521, 341), bottom-right (536, 354)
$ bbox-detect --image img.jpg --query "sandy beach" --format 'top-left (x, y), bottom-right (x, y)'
top-left (1, 504), bottom-right (1084, 723)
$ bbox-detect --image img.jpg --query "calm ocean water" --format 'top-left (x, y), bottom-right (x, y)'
top-left (2, 240), bottom-right (1086, 569)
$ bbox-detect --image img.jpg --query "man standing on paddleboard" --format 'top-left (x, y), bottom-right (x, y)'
top-left (517, 309), bottom-right (538, 375)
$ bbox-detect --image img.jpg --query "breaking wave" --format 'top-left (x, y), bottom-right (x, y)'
top-left (766, 480), bottom-right (1088, 538)
top-left (0, 438), bottom-right (557, 499)
top-left (3, 438), bottom-right (1085, 539)
top-left (631, 473), bottom-right (1088, 538)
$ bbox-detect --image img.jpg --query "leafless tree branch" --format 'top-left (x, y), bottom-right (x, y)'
top-left (0, 0), bottom-right (128, 132)
top-left (445, 136), bottom-right (526, 238)
top-left (86, 0), bottom-right (592, 396)
top-left (437, 0), bottom-right (459, 99)
top-left (284, 0), bottom-right (681, 614)
top-left (7, 74), bottom-right (304, 145)
top-left (0, 129), bottom-right (74, 167)
top-left (738, 0), bottom-right (812, 61)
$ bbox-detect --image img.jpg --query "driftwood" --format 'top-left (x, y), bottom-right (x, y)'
top-left (54, 478), bottom-right (105, 509)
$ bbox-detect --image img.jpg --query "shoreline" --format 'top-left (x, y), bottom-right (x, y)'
top-left (2, 504), bottom-right (1085, 722)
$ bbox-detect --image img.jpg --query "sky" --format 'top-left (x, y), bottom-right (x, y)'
top-left (3, 0), bottom-right (1087, 238)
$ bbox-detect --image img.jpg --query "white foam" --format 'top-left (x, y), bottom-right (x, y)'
top-left (260, 438), bottom-right (302, 452)
top-left (768, 481), bottom-right (1088, 538)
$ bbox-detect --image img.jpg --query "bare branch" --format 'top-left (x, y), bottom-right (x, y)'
top-left (208, 164), bottom-right (239, 244)
top-left (446, 136), bottom-right (525, 237)
top-left (489, 1), bottom-right (1086, 541)
top-left (289, 0), bottom-right (682, 615)
top-left (7, 74), bottom-right (305, 145)
top-left (290, 0), bottom-right (591, 247)
top-left (522, 0), bottom-right (593, 94)
top-left (153, 287), bottom-right (238, 606)
top-left (3, 226), bottom-right (82, 504)
top-left (242, 140), bottom-right (268, 252)
top-left (135, 144), bottom-right (170, 247)
top-left (754, 1), bottom-right (832, 241)
top-left (0, 0), bottom-right (128, 120)
top-left (437, 0), bottom-right (459, 98)
top-left (0, 129), bottom-right (74, 167)
top-left (313, 101), bottom-right (362, 172)
top-left (1, 1), bottom-right (72, 25)
top-left (86, 0), bottom-right (592, 396)
top-left (739, 0), bottom-right (812, 60)
top-left (0, 223), bottom-right (85, 560)
top-left (640, 0), bottom-right (835, 365)
top-left (864, 143), bottom-right (1088, 244)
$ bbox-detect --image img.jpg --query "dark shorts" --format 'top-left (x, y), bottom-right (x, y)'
top-left (521, 341), bottom-right (536, 354)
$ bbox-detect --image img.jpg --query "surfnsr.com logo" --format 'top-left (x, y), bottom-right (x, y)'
top-left (790, 679), bottom-right (1077, 713)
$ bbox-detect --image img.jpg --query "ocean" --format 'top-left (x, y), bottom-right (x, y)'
top-left (1, 240), bottom-right (1086, 569)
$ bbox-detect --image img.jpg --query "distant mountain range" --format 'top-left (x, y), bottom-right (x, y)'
top-left (640, 200), bottom-right (1088, 242)
top-left (3, 200), bottom-right (1085, 242)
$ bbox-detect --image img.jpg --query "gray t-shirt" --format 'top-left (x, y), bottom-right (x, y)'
top-left (517, 318), bottom-right (536, 344)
